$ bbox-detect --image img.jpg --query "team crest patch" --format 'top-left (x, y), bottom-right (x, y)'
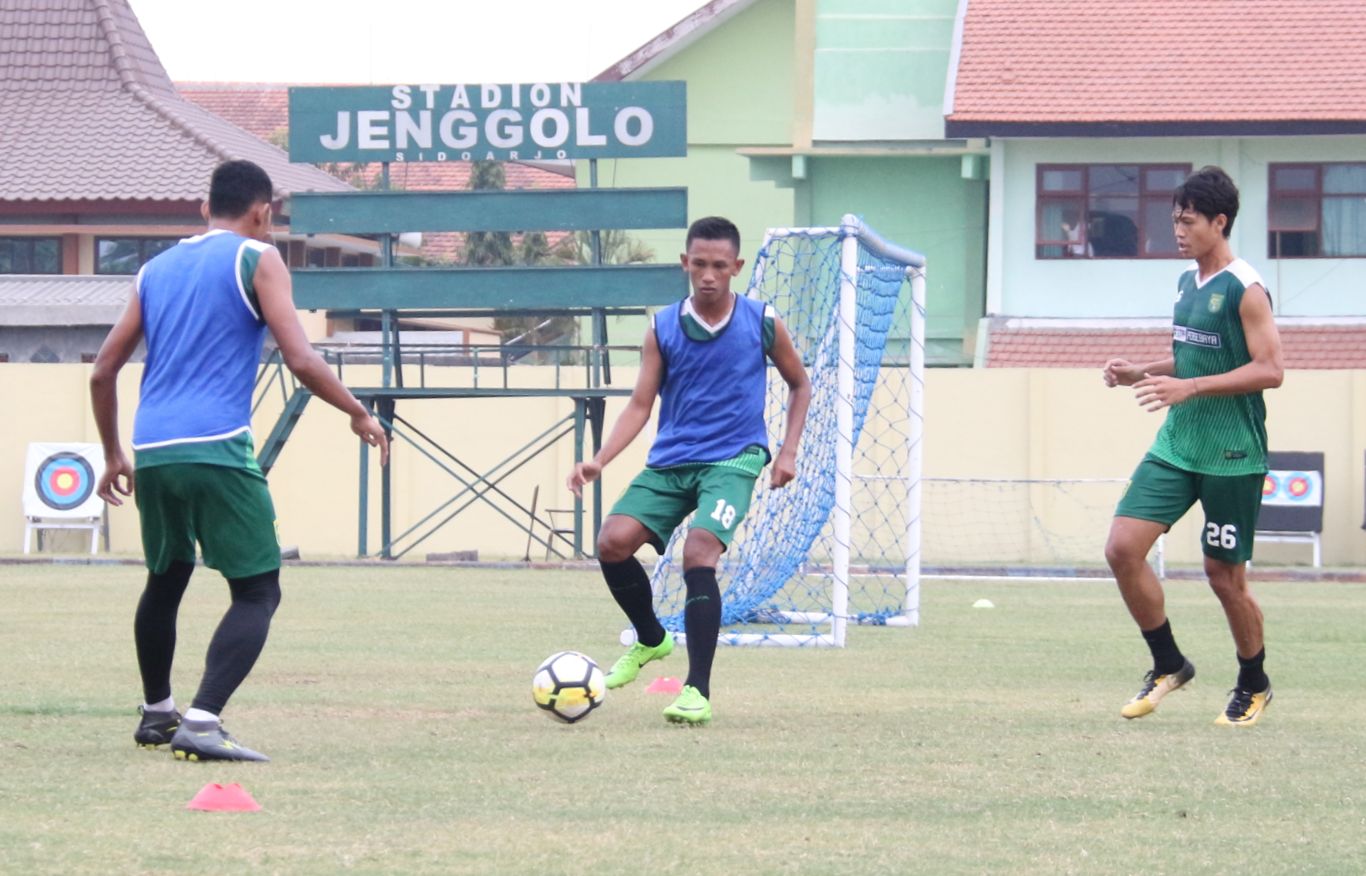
top-left (1208, 292), bottom-right (1225, 313)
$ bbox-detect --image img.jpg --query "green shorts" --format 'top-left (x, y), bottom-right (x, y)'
top-left (610, 463), bottom-right (761, 553)
top-left (135, 463), bottom-right (280, 579)
top-left (1115, 454), bottom-right (1264, 564)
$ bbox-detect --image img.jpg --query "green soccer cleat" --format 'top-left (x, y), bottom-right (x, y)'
top-left (1120, 659), bottom-right (1196, 719)
top-left (604, 631), bottom-right (675, 690)
top-left (170, 718), bottom-right (270, 763)
top-left (134, 706), bottom-right (182, 748)
top-left (1215, 683), bottom-right (1272, 727)
top-left (663, 685), bottom-right (712, 725)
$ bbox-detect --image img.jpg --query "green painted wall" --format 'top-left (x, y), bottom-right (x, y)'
top-left (803, 156), bottom-right (986, 363)
top-left (577, 0), bottom-right (986, 366)
top-left (579, 0), bottom-right (798, 352)
top-left (813, 0), bottom-right (958, 141)
top-left (647, 0), bottom-right (796, 146)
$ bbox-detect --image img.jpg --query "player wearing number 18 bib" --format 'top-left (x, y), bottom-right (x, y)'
top-left (566, 217), bottom-right (811, 724)
top-left (1102, 167), bottom-right (1283, 728)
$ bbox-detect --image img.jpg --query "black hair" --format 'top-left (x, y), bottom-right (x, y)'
top-left (208, 159), bottom-right (274, 219)
top-left (1172, 165), bottom-right (1239, 238)
top-left (685, 216), bottom-right (741, 254)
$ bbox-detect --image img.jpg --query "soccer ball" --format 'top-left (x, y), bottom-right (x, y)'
top-left (532, 651), bottom-right (605, 724)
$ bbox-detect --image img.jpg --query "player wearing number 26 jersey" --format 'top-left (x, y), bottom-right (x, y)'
top-left (1102, 167), bottom-right (1283, 728)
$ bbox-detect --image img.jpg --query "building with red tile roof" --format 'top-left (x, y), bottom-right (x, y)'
top-left (0, 0), bottom-right (371, 361)
top-left (945, 0), bottom-right (1366, 137)
top-left (941, 0), bottom-right (1366, 366)
top-left (0, 3), bottom-right (349, 203)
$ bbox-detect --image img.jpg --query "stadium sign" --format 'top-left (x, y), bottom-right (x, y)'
top-left (288, 82), bottom-right (686, 163)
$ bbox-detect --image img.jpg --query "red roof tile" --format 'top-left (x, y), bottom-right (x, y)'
top-left (0, 0), bottom-right (349, 201)
top-left (174, 83), bottom-right (289, 144)
top-left (947, 1), bottom-right (1366, 132)
top-left (985, 323), bottom-right (1366, 369)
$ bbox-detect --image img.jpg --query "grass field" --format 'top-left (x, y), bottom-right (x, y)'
top-left (2, 563), bottom-right (1364, 875)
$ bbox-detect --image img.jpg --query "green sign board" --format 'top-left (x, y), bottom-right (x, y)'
top-left (288, 82), bottom-right (686, 164)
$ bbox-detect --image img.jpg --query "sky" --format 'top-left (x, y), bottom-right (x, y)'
top-left (128, 0), bottom-right (710, 85)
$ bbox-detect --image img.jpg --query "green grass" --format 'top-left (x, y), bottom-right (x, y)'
top-left (2, 564), bottom-right (1364, 875)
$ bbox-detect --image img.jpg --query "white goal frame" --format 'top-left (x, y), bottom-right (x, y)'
top-left (718, 215), bottom-right (926, 648)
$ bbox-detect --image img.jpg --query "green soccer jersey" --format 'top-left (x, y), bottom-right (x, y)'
top-left (1147, 258), bottom-right (1270, 476)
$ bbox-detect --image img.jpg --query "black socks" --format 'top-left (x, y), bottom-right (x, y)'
top-left (1141, 619), bottom-right (1186, 676)
top-left (682, 567), bottom-right (721, 699)
top-left (600, 557), bottom-right (666, 648)
top-left (1237, 648), bottom-right (1269, 693)
top-left (190, 569), bottom-right (282, 716)
top-left (134, 561), bottom-right (195, 704)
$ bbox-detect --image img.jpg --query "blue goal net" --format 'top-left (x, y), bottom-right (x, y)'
top-left (646, 217), bottom-right (926, 647)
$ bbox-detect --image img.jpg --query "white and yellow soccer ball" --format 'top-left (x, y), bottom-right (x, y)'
top-left (532, 651), bottom-right (605, 724)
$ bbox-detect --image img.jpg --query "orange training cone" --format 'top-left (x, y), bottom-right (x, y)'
top-left (645, 676), bottom-right (683, 694)
top-left (186, 782), bottom-right (261, 812)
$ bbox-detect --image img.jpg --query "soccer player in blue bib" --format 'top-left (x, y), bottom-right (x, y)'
top-left (567, 216), bottom-right (811, 724)
top-left (91, 160), bottom-right (389, 761)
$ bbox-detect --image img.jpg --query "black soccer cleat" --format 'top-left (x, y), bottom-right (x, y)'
top-left (134, 706), bottom-right (182, 748)
top-left (170, 718), bottom-right (270, 762)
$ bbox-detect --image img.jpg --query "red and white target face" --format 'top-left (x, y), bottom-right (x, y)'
top-left (35, 452), bottom-right (95, 511)
top-left (1262, 469), bottom-right (1323, 508)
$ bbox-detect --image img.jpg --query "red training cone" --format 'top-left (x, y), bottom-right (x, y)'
top-left (645, 676), bottom-right (683, 695)
top-left (186, 782), bottom-right (261, 812)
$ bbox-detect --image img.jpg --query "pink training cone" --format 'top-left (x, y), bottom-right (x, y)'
top-left (645, 676), bottom-right (683, 694)
top-left (186, 782), bottom-right (261, 812)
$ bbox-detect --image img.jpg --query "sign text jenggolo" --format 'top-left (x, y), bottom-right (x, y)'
top-left (287, 82), bottom-right (686, 164)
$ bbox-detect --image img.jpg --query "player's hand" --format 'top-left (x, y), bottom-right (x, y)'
top-left (1133, 373), bottom-right (1197, 412)
top-left (1102, 358), bottom-right (1143, 387)
top-left (97, 451), bottom-right (134, 506)
top-left (770, 452), bottom-right (797, 489)
top-left (351, 412), bottom-right (390, 466)
top-left (566, 460), bottom-right (602, 498)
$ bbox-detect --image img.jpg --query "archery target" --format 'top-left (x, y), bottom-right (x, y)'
top-left (1262, 469), bottom-right (1322, 507)
top-left (23, 443), bottom-right (105, 519)
top-left (35, 453), bottom-right (95, 511)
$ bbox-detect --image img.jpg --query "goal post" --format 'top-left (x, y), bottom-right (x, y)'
top-left (644, 215), bottom-right (926, 648)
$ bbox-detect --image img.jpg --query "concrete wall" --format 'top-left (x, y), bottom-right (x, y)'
top-left (6, 363), bottom-right (1364, 568)
top-left (989, 136), bottom-right (1366, 318)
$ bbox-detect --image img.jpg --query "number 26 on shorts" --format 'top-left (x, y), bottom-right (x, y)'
top-left (1205, 522), bottom-right (1237, 549)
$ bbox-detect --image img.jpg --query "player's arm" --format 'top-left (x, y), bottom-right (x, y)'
top-left (766, 316), bottom-right (811, 489)
top-left (1104, 355), bottom-right (1173, 387)
top-left (566, 327), bottom-right (663, 497)
top-left (253, 247), bottom-right (389, 465)
top-left (1134, 285), bottom-right (1283, 412)
top-left (89, 286), bottom-right (143, 505)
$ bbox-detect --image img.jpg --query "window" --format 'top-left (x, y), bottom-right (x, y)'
top-left (1036, 164), bottom-right (1191, 259)
top-left (0, 237), bottom-right (61, 274)
top-left (95, 237), bottom-right (179, 274)
top-left (1269, 163), bottom-right (1366, 258)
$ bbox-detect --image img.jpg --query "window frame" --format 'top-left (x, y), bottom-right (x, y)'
top-left (1035, 163), bottom-right (1192, 260)
top-left (1268, 161), bottom-right (1366, 259)
top-left (94, 236), bottom-right (182, 275)
top-left (0, 236), bottom-right (63, 274)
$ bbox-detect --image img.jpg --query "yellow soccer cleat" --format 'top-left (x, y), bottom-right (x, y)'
top-left (1120, 659), bottom-right (1196, 719)
top-left (1215, 684), bottom-right (1272, 727)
